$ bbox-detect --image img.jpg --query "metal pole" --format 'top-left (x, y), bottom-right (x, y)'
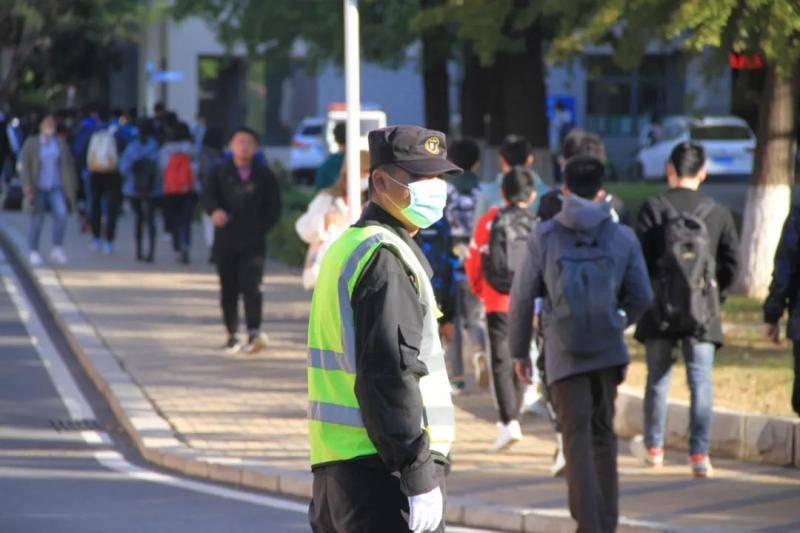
top-left (344, 0), bottom-right (362, 222)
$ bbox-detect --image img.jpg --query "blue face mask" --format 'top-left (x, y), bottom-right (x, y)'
top-left (385, 174), bottom-right (448, 229)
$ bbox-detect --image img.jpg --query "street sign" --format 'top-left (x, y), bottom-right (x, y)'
top-left (150, 70), bottom-right (184, 83)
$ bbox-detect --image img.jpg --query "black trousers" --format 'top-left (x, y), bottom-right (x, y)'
top-left (487, 312), bottom-right (525, 424)
top-left (550, 368), bottom-right (619, 533)
top-left (793, 342), bottom-right (800, 416)
top-left (309, 461), bottom-right (446, 533)
top-left (163, 193), bottom-right (197, 253)
top-left (89, 172), bottom-right (122, 242)
top-left (216, 247), bottom-right (265, 336)
top-left (130, 197), bottom-right (157, 259)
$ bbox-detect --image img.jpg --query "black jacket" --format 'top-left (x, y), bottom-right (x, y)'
top-left (634, 188), bottom-right (740, 346)
top-left (764, 206), bottom-right (800, 340)
top-left (348, 203), bottom-right (445, 497)
top-left (537, 188), bottom-right (631, 226)
top-left (202, 159), bottom-right (281, 253)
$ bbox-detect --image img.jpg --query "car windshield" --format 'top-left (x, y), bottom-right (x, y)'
top-left (690, 125), bottom-right (751, 141)
top-left (360, 119), bottom-right (381, 136)
top-left (301, 125), bottom-right (323, 136)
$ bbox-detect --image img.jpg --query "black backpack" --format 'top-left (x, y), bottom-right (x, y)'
top-left (544, 220), bottom-right (623, 358)
top-left (652, 197), bottom-right (719, 336)
top-left (131, 157), bottom-right (157, 197)
top-left (483, 206), bottom-right (536, 294)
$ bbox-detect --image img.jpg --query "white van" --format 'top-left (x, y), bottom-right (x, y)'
top-left (324, 103), bottom-right (387, 154)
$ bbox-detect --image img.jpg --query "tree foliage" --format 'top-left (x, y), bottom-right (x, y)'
top-left (0, 0), bottom-right (145, 106)
top-left (171, 0), bottom-right (420, 71)
top-left (544, 0), bottom-right (800, 76)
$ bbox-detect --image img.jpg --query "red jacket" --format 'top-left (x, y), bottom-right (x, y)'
top-left (465, 207), bottom-right (509, 314)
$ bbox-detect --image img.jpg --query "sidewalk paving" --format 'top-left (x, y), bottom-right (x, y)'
top-left (3, 209), bottom-right (800, 532)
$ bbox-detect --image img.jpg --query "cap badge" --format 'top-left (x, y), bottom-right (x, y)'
top-left (424, 136), bottom-right (441, 155)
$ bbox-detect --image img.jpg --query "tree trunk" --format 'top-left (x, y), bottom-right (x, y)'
top-left (485, 21), bottom-right (548, 148)
top-left (459, 45), bottom-right (489, 139)
top-left (421, 28), bottom-right (450, 133)
top-left (738, 64), bottom-right (798, 298)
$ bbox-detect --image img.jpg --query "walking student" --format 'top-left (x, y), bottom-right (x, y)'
top-left (509, 156), bottom-right (652, 532)
top-left (86, 109), bottom-right (121, 254)
top-left (537, 129), bottom-right (630, 225)
top-left (307, 126), bottom-right (458, 533)
top-left (160, 123), bottom-right (199, 264)
top-left (632, 141), bottom-right (740, 478)
top-left (466, 167), bottom-right (537, 451)
top-left (444, 138), bottom-right (488, 392)
top-left (296, 150), bottom-right (369, 289)
top-left (474, 134), bottom-right (549, 220)
top-left (764, 205), bottom-right (800, 417)
top-left (202, 127), bottom-right (281, 355)
top-left (120, 120), bottom-right (160, 262)
top-left (20, 114), bottom-right (78, 266)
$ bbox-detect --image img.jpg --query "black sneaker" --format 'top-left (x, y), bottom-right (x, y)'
top-left (223, 336), bottom-right (243, 354)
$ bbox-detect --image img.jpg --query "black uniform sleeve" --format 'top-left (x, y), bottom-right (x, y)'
top-left (262, 165), bottom-right (282, 233)
top-left (764, 208), bottom-right (800, 324)
top-left (715, 206), bottom-right (740, 300)
top-left (352, 248), bottom-right (437, 497)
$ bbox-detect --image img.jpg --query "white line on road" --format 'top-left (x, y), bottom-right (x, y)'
top-left (0, 259), bottom-right (495, 531)
top-left (0, 261), bottom-right (305, 513)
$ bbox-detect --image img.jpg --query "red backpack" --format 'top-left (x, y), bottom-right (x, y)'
top-left (164, 153), bottom-right (193, 195)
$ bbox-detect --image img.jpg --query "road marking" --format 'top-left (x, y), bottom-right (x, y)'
top-left (0, 260), bottom-right (493, 530)
top-left (0, 262), bottom-right (306, 513)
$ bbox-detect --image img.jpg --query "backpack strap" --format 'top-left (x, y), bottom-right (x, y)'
top-left (655, 195), bottom-right (680, 221)
top-left (692, 198), bottom-right (716, 221)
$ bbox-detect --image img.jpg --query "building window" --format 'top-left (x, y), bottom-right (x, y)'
top-left (584, 54), bottom-right (682, 137)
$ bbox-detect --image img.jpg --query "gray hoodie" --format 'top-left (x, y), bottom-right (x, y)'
top-left (509, 194), bottom-right (653, 385)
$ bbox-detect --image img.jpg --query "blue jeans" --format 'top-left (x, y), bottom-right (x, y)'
top-left (446, 279), bottom-right (487, 381)
top-left (29, 187), bottom-right (68, 251)
top-left (643, 338), bottom-right (715, 456)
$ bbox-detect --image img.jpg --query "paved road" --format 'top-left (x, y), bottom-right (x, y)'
top-left (0, 253), bottom-right (311, 533)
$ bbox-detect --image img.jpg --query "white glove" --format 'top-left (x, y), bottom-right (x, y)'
top-left (408, 486), bottom-right (443, 533)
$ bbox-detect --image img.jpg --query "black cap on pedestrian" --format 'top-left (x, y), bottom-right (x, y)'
top-left (368, 125), bottom-right (463, 177)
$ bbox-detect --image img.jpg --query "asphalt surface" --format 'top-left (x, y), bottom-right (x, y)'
top-left (0, 251), bottom-right (311, 533)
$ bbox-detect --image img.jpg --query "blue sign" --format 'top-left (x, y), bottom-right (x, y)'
top-left (150, 70), bottom-right (184, 83)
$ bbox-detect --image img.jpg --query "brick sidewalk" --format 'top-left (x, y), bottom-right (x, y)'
top-left (5, 209), bottom-right (800, 531)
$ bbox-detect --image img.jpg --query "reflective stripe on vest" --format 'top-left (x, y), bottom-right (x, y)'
top-left (307, 225), bottom-right (455, 467)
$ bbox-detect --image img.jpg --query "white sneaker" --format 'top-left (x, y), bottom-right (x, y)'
top-left (244, 332), bottom-right (269, 354)
top-left (630, 434), bottom-right (664, 467)
top-left (90, 239), bottom-right (101, 252)
top-left (49, 247), bottom-right (68, 265)
top-left (520, 386), bottom-right (549, 417)
top-left (551, 432), bottom-right (567, 477)
top-left (29, 251), bottom-right (43, 267)
top-left (490, 420), bottom-right (523, 452)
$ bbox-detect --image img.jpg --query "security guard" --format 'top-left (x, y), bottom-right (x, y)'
top-left (307, 126), bottom-right (461, 533)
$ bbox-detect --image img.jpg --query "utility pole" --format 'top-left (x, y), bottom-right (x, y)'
top-left (344, 0), bottom-right (362, 221)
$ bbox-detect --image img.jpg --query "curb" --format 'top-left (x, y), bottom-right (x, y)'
top-left (0, 223), bottom-right (681, 532)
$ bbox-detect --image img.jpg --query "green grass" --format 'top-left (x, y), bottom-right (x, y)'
top-left (266, 182), bottom-right (315, 268)
top-left (605, 182), bottom-right (665, 221)
top-left (625, 296), bottom-right (796, 417)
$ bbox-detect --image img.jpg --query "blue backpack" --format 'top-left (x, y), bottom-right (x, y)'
top-left (542, 220), bottom-right (623, 357)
